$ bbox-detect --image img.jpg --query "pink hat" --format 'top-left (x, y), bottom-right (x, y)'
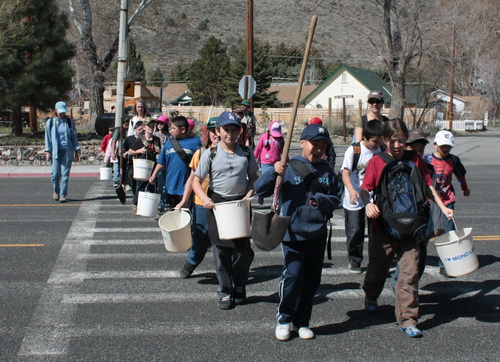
top-left (187, 118), bottom-right (195, 131)
top-left (309, 117), bottom-right (323, 125)
top-left (157, 115), bottom-right (170, 124)
top-left (269, 121), bottom-right (282, 138)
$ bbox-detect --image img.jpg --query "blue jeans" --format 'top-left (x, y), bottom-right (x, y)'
top-left (277, 235), bottom-right (326, 327)
top-left (187, 205), bottom-right (212, 266)
top-left (112, 162), bottom-right (120, 183)
top-left (51, 150), bottom-right (73, 197)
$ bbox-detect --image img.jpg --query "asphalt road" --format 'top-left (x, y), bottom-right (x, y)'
top-left (1, 130), bottom-right (499, 361)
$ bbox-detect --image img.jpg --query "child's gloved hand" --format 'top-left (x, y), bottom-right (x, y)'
top-left (463, 189), bottom-right (470, 197)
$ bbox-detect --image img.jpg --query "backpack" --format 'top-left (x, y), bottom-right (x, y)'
top-left (374, 151), bottom-right (429, 240)
top-left (337, 142), bottom-right (361, 187)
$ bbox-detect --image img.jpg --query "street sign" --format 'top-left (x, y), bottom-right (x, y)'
top-left (239, 75), bottom-right (256, 99)
top-left (124, 81), bottom-right (135, 97)
top-left (334, 95), bottom-right (354, 99)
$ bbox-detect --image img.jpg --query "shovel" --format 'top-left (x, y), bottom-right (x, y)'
top-left (252, 15), bottom-right (318, 251)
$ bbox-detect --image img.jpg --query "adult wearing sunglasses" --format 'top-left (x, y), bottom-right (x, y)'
top-left (353, 90), bottom-right (389, 143)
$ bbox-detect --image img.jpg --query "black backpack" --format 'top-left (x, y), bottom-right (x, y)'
top-left (374, 151), bottom-right (429, 240)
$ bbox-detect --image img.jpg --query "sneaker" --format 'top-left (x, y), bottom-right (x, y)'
top-left (113, 183), bottom-right (120, 189)
top-left (125, 185), bottom-right (132, 191)
top-left (218, 295), bottom-right (233, 310)
top-left (275, 323), bottom-right (291, 341)
top-left (179, 261), bottom-right (196, 279)
top-left (52, 192), bottom-right (59, 201)
top-left (293, 325), bottom-right (315, 340)
top-left (364, 297), bottom-right (378, 313)
top-left (132, 205), bottom-right (137, 213)
top-left (233, 285), bottom-right (246, 305)
top-left (348, 263), bottom-right (362, 274)
top-left (59, 196), bottom-right (66, 203)
top-left (439, 267), bottom-right (455, 278)
top-left (400, 325), bottom-right (423, 338)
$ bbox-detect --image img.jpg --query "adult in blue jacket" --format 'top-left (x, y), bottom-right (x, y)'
top-left (255, 124), bottom-right (342, 341)
top-left (44, 101), bottom-right (80, 202)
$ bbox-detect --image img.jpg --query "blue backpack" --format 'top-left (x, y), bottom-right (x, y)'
top-left (374, 151), bottom-right (429, 240)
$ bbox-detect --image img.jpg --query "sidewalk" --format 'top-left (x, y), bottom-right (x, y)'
top-left (0, 165), bottom-right (100, 178)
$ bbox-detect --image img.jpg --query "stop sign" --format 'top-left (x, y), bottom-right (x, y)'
top-left (238, 75), bottom-right (256, 99)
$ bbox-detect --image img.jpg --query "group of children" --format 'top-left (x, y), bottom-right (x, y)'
top-left (103, 94), bottom-right (470, 342)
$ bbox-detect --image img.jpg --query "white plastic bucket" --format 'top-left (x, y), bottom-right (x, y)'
top-left (136, 191), bottom-right (161, 217)
top-left (213, 199), bottom-right (251, 240)
top-left (99, 167), bottom-right (112, 180)
top-left (158, 210), bottom-right (191, 252)
top-left (133, 158), bottom-right (154, 181)
top-left (434, 227), bottom-right (478, 277)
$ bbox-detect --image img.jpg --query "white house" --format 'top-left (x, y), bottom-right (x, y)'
top-left (301, 64), bottom-right (392, 110)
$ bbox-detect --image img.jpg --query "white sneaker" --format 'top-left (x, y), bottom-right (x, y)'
top-left (275, 323), bottom-right (291, 341)
top-left (294, 326), bottom-right (315, 340)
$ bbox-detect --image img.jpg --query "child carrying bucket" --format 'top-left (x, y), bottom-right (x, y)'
top-left (423, 130), bottom-right (470, 277)
top-left (360, 119), bottom-right (455, 338)
top-left (254, 124), bottom-right (342, 341)
top-left (192, 112), bottom-right (259, 310)
top-left (175, 117), bottom-right (220, 278)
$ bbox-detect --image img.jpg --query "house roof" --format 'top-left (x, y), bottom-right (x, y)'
top-left (148, 83), bottom-right (191, 104)
top-left (268, 83), bottom-right (317, 106)
top-left (429, 89), bottom-right (467, 103)
top-left (301, 64), bottom-right (392, 105)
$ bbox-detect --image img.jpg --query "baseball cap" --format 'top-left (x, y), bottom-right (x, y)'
top-left (434, 130), bottom-right (455, 147)
top-left (269, 121), bottom-right (282, 138)
top-left (157, 115), bottom-right (170, 124)
top-left (241, 100), bottom-right (251, 106)
top-left (367, 90), bottom-right (384, 102)
top-left (217, 111), bottom-right (241, 127)
top-left (407, 128), bottom-right (429, 145)
top-left (309, 117), bottom-right (323, 125)
top-left (207, 117), bottom-right (218, 129)
top-left (187, 118), bottom-right (195, 131)
top-left (55, 101), bottom-right (67, 113)
top-left (300, 124), bottom-right (332, 146)
top-left (133, 120), bottom-right (144, 129)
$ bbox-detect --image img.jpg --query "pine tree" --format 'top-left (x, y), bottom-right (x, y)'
top-left (146, 68), bottom-right (165, 87)
top-left (127, 37), bottom-right (145, 83)
top-left (0, 0), bottom-right (74, 136)
top-left (188, 37), bottom-right (230, 106)
top-left (168, 58), bottom-right (191, 82)
top-left (224, 40), bottom-right (280, 108)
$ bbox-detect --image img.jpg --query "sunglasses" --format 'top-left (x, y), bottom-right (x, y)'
top-left (368, 99), bottom-right (383, 105)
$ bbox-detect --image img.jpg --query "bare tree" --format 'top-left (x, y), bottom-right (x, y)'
top-left (293, 0), bottom-right (442, 120)
top-left (67, 0), bottom-right (152, 124)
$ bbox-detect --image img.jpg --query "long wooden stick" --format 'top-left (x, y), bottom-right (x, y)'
top-left (272, 15), bottom-right (317, 210)
top-left (280, 15), bottom-right (317, 164)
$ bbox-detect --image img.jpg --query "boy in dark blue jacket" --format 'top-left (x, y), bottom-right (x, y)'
top-left (255, 124), bottom-right (342, 341)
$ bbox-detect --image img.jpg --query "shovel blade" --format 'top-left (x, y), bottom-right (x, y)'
top-left (251, 211), bottom-right (290, 251)
top-left (115, 185), bottom-right (126, 205)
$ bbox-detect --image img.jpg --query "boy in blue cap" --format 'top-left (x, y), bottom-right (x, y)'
top-left (255, 124), bottom-right (342, 341)
top-left (193, 112), bottom-right (259, 310)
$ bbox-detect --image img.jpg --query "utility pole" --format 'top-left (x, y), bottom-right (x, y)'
top-left (448, 23), bottom-right (455, 130)
top-left (246, 0), bottom-right (254, 105)
top-left (115, 0), bottom-right (129, 129)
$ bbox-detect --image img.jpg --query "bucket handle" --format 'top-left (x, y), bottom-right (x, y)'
top-left (451, 217), bottom-right (458, 231)
top-left (144, 182), bottom-right (157, 194)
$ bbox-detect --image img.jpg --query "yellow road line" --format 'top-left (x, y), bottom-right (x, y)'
top-left (0, 204), bottom-right (82, 207)
top-left (474, 236), bottom-right (500, 241)
top-left (0, 244), bottom-right (45, 247)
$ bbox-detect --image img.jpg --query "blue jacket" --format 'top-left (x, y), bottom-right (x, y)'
top-left (44, 117), bottom-right (79, 160)
top-left (254, 155), bottom-right (342, 241)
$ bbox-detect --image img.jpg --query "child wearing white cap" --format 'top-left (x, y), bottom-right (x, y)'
top-left (423, 130), bottom-right (470, 277)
